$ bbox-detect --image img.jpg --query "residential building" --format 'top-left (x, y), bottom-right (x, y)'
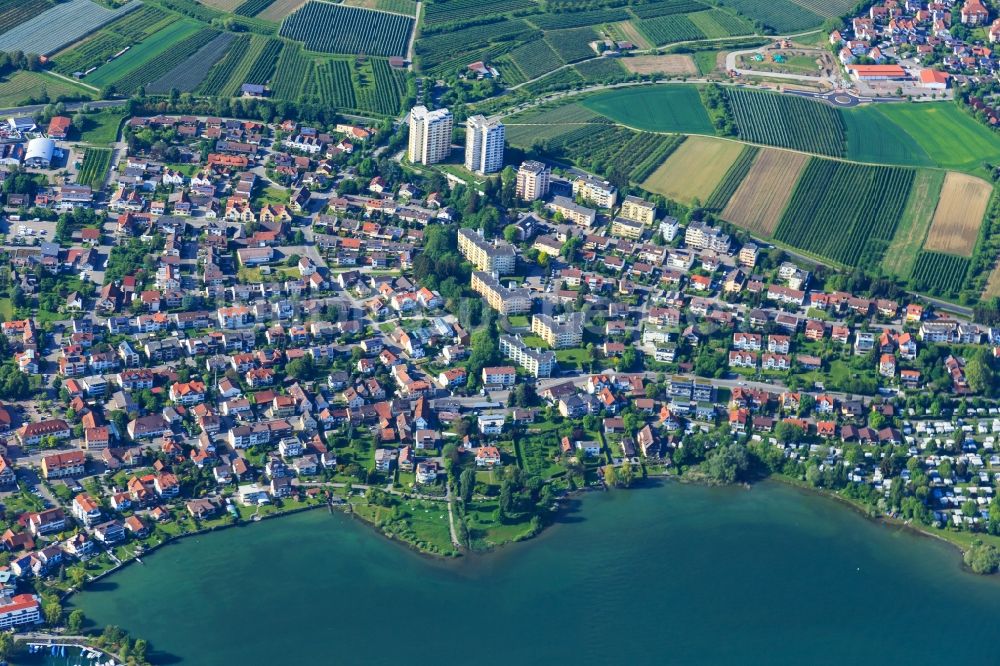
top-left (408, 106), bottom-right (453, 165)
top-left (458, 228), bottom-right (516, 274)
top-left (464, 115), bottom-right (505, 174)
top-left (572, 174), bottom-right (617, 208)
top-left (618, 195), bottom-right (656, 225)
top-left (546, 196), bottom-right (596, 227)
top-left (516, 161), bottom-right (550, 201)
top-left (500, 334), bottom-right (555, 378)
top-left (531, 313), bottom-right (583, 348)
top-left (471, 271), bottom-right (531, 314)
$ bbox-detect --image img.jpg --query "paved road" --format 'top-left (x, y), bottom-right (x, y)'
top-left (0, 98), bottom-right (122, 119)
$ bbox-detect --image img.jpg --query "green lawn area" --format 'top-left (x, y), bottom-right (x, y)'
top-left (555, 347), bottom-right (590, 366)
top-left (507, 315), bottom-right (529, 327)
top-left (841, 104), bottom-right (935, 167)
top-left (882, 169), bottom-right (945, 279)
top-left (854, 102), bottom-right (1000, 175)
top-left (0, 70), bottom-right (93, 108)
top-left (77, 108), bottom-right (126, 144)
top-left (521, 334), bottom-right (547, 348)
top-left (88, 20), bottom-right (201, 87)
top-left (580, 85), bottom-right (716, 134)
top-left (0, 298), bottom-right (12, 320)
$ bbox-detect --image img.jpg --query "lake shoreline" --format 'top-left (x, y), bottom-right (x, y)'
top-left (61, 471), bottom-right (993, 611)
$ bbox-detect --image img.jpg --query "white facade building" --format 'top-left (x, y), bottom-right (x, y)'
top-left (408, 105), bottom-right (453, 165)
top-left (464, 115), bottom-right (505, 174)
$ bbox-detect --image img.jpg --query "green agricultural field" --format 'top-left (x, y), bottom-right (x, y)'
top-left (714, 0), bottom-right (822, 32)
top-left (853, 102), bottom-right (1000, 175)
top-left (882, 169), bottom-right (945, 279)
top-left (841, 104), bottom-right (934, 167)
top-left (580, 85), bottom-right (715, 134)
top-left (77, 109), bottom-right (126, 144)
top-left (77, 147), bottom-right (113, 189)
top-left (725, 88), bottom-right (845, 156)
top-left (775, 159), bottom-right (915, 267)
top-left (87, 20), bottom-right (201, 88)
top-left (0, 71), bottom-right (93, 107)
top-left (911, 251), bottom-right (970, 297)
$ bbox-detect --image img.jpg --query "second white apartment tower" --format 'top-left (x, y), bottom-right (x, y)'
top-left (464, 115), bottom-right (505, 174)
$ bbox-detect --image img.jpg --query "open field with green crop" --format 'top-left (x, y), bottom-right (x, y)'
top-left (863, 102), bottom-right (1000, 175)
top-left (775, 160), bottom-right (915, 267)
top-left (77, 109), bottom-right (125, 144)
top-left (581, 86), bottom-right (714, 134)
top-left (0, 70), bottom-right (93, 107)
top-left (841, 104), bottom-right (934, 167)
top-left (641, 135), bottom-right (744, 204)
top-left (52, 4), bottom-right (174, 77)
top-left (881, 169), bottom-right (945, 280)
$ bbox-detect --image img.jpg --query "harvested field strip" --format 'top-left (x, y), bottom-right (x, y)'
top-left (258, 0), bottom-right (308, 20)
top-left (640, 135), bottom-right (744, 205)
top-left (923, 172), bottom-right (992, 257)
top-left (720, 148), bottom-right (807, 236)
top-left (881, 169), bottom-right (944, 280)
top-left (622, 54), bottom-right (697, 75)
top-left (705, 145), bottom-right (758, 210)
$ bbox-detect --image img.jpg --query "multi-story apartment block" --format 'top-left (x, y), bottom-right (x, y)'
top-left (572, 174), bottom-right (617, 208)
top-left (684, 220), bottom-right (731, 253)
top-left (471, 272), bottom-right (532, 314)
top-left (408, 106), bottom-right (453, 165)
top-left (531, 313), bottom-right (584, 348)
top-left (458, 228), bottom-right (516, 274)
top-left (464, 115), bottom-right (505, 174)
top-left (516, 160), bottom-right (550, 201)
top-left (546, 195), bottom-right (596, 227)
top-left (619, 195), bottom-right (656, 225)
top-left (610, 217), bottom-right (644, 239)
top-left (499, 334), bottom-right (555, 378)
